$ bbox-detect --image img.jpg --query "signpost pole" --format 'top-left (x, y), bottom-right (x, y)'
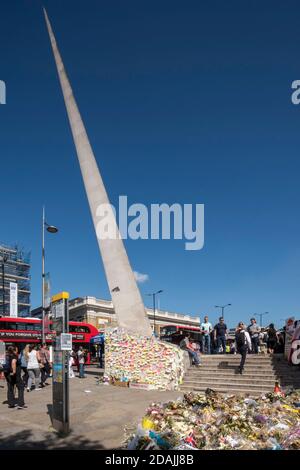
top-left (51, 292), bottom-right (71, 434)
top-left (0, 341), bottom-right (5, 366)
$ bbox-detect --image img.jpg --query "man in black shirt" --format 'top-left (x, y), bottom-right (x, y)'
top-left (214, 317), bottom-right (228, 354)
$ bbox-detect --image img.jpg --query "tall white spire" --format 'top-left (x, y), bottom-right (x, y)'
top-left (43, 8), bottom-right (152, 335)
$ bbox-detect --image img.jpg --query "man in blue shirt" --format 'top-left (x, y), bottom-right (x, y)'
top-left (201, 316), bottom-right (213, 354)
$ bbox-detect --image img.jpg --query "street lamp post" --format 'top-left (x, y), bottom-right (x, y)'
top-left (147, 290), bottom-right (163, 335)
top-left (215, 303), bottom-right (231, 320)
top-left (254, 312), bottom-right (269, 327)
top-left (42, 207), bottom-right (58, 344)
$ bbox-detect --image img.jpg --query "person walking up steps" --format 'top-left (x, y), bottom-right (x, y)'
top-left (267, 324), bottom-right (278, 355)
top-left (235, 322), bottom-right (252, 374)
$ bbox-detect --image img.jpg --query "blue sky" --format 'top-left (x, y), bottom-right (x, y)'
top-left (1, 0), bottom-right (300, 328)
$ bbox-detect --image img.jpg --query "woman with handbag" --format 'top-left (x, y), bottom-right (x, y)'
top-left (4, 346), bottom-right (26, 409)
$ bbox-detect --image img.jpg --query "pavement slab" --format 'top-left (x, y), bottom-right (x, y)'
top-left (0, 368), bottom-right (183, 450)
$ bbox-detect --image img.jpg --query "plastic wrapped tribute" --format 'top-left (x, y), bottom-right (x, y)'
top-left (126, 388), bottom-right (300, 450)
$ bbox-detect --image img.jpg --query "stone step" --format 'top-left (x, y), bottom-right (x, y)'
top-left (186, 367), bottom-right (299, 375)
top-left (200, 356), bottom-right (276, 361)
top-left (182, 377), bottom-right (300, 390)
top-left (200, 354), bottom-right (284, 358)
top-left (186, 370), bottom-right (299, 378)
top-left (199, 361), bottom-right (284, 366)
top-left (188, 365), bottom-right (289, 371)
top-left (184, 376), bottom-right (277, 384)
top-left (181, 354), bottom-right (298, 395)
top-left (185, 371), bottom-right (300, 381)
top-left (199, 356), bottom-right (284, 362)
top-left (183, 376), bottom-right (275, 390)
top-left (185, 371), bottom-right (276, 378)
top-left (179, 385), bottom-right (271, 396)
top-left (186, 369), bottom-right (276, 376)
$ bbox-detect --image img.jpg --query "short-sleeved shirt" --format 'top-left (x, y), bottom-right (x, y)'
top-left (27, 350), bottom-right (39, 369)
top-left (201, 322), bottom-right (212, 335)
top-left (77, 350), bottom-right (85, 364)
top-left (214, 323), bottom-right (227, 337)
top-left (248, 324), bottom-right (261, 338)
top-left (179, 338), bottom-right (189, 351)
top-left (39, 348), bottom-right (50, 365)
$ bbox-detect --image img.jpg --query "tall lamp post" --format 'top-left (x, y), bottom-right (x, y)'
top-left (1, 251), bottom-right (8, 316)
top-left (254, 311), bottom-right (269, 327)
top-left (42, 207), bottom-right (58, 344)
top-left (147, 290), bottom-right (163, 335)
top-left (215, 303), bottom-right (231, 320)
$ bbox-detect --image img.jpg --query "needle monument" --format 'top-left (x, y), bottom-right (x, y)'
top-left (44, 9), bottom-right (151, 336)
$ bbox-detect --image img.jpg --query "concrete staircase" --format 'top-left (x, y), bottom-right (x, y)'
top-left (180, 354), bottom-right (300, 396)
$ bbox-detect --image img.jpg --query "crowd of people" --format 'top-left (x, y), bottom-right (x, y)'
top-left (199, 316), bottom-right (284, 355)
top-left (180, 316), bottom-right (285, 374)
top-left (0, 344), bottom-right (90, 409)
top-left (0, 344), bottom-right (51, 409)
top-left (0, 318), bottom-right (286, 408)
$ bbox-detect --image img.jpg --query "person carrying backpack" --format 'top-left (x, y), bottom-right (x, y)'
top-left (4, 346), bottom-right (26, 409)
top-left (267, 324), bottom-right (278, 354)
top-left (235, 322), bottom-right (252, 374)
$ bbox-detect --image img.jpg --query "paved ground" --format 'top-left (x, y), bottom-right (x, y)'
top-left (0, 367), bottom-right (183, 450)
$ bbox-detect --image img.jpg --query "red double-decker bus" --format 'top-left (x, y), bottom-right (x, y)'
top-left (0, 317), bottom-right (99, 364)
top-left (160, 324), bottom-right (201, 345)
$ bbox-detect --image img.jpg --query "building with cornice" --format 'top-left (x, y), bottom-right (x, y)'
top-left (31, 296), bottom-right (200, 335)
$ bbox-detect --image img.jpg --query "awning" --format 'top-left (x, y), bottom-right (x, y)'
top-left (90, 334), bottom-right (104, 344)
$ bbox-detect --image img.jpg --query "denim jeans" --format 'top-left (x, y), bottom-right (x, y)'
top-left (188, 350), bottom-right (200, 365)
top-left (79, 363), bottom-right (85, 378)
top-left (251, 336), bottom-right (259, 354)
top-left (217, 336), bottom-right (226, 354)
top-left (202, 335), bottom-right (211, 354)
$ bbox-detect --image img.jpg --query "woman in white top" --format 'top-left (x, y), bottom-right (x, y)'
top-left (27, 345), bottom-right (41, 391)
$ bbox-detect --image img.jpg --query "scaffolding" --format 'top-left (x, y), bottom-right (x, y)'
top-left (0, 243), bottom-right (31, 316)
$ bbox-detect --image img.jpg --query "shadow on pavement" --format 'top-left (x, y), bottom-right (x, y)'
top-left (218, 362), bottom-right (238, 370)
top-left (46, 403), bottom-right (53, 425)
top-left (84, 369), bottom-right (104, 377)
top-left (0, 430), bottom-right (105, 450)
